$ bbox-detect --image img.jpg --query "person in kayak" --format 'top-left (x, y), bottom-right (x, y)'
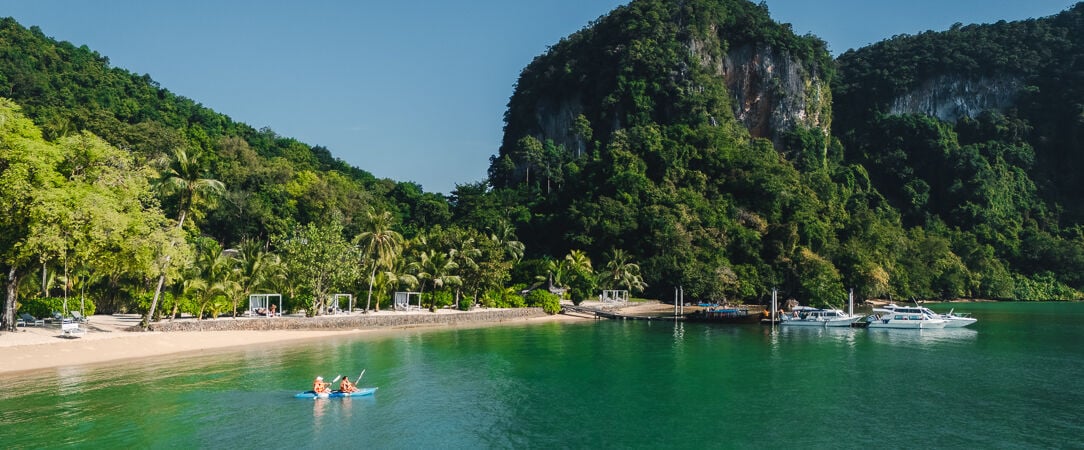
top-left (339, 375), bottom-right (358, 394)
top-left (313, 376), bottom-right (332, 395)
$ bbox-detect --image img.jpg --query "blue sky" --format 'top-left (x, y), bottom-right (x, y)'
top-left (1, 0), bottom-right (1077, 194)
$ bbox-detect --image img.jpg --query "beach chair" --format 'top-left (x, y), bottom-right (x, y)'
top-left (70, 310), bottom-right (89, 323)
top-left (52, 311), bottom-right (73, 325)
top-left (61, 321), bottom-right (85, 338)
top-left (19, 313), bottom-right (44, 327)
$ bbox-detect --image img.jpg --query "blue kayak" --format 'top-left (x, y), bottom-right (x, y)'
top-left (294, 387), bottom-right (377, 399)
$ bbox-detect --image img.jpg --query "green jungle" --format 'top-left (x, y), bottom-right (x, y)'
top-left (3, 0), bottom-right (1084, 329)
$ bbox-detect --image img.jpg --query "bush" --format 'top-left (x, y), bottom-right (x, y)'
top-left (540, 295), bottom-right (561, 315)
top-left (505, 293), bottom-right (526, 308)
top-left (168, 295), bottom-right (196, 319)
top-left (479, 290), bottom-right (498, 308)
top-left (525, 289), bottom-right (561, 314)
top-left (565, 265), bottom-right (598, 306)
top-left (1012, 272), bottom-right (1083, 300)
top-left (132, 291), bottom-right (173, 320)
top-left (294, 294), bottom-right (314, 316)
top-left (479, 287), bottom-right (528, 308)
top-left (18, 296), bottom-right (97, 318)
top-left (425, 290), bottom-right (454, 311)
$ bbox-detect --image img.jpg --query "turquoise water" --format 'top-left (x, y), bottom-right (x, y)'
top-left (1, 302), bottom-right (1082, 448)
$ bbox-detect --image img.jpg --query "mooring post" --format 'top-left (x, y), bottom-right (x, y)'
top-left (848, 288), bottom-right (854, 317)
top-left (679, 286), bottom-right (684, 316)
top-left (771, 287), bottom-right (777, 327)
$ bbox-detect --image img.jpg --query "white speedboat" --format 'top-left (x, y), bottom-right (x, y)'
top-left (780, 306), bottom-right (860, 327)
top-left (883, 303), bottom-right (977, 328)
top-left (867, 306), bottom-right (947, 329)
top-left (934, 309), bottom-right (977, 328)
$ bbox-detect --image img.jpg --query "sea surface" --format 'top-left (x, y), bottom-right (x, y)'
top-left (1, 302), bottom-right (1082, 449)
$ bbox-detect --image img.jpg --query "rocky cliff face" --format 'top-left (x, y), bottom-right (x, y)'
top-left (525, 38), bottom-right (833, 157)
top-left (694, 38), bottom-right (832, 146)
top-left (888, 74), bottom-right (1024, 122)
top-left (493, 0), bottom-right (836, 189)
top-left (532, 95), bottom-right (587, 159)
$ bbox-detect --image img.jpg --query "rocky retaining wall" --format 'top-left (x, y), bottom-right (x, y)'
top-left (138, 308), bottom-right (548, 332)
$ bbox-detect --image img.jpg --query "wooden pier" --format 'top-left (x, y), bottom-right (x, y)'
top-left (561, 305), bottom-right (681, 321)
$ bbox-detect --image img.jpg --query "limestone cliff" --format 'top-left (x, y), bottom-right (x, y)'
top-left (888, 74), bottom-right (1024, 122)
top-left (522, 39), bottom-right (831, 161)
top-left (491, 0), bottom-right (835, 188)
top-left (694, 38), bottom-right (832, 145)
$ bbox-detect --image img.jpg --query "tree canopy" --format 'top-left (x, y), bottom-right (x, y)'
top-left (3, 0), bottom-right (1084, 325)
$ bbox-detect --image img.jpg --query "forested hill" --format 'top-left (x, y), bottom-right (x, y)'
top-left (832, 3), bottom-right (1084, 297)
top-left (0, 18), bottom-right (451, 243)
top-left (3, 0), bottom-right (1083, 308)
top-left (485, 0), bottom-right (1084, 302)
top-left (834, 3), bottom-right (1084, 225)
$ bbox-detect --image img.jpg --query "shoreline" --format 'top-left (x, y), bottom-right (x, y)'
top-left (2, 298), bottom-right (1012, 376)
top-left (0, 307), bottom-right (595, 376)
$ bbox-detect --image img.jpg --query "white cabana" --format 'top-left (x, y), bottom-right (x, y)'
top-left (394, 292), bottom-right (421, 311)
top-left (601, 290), bottom-right (629, 304)
top-left (248, 294), bottom-right (282, 317)
top-left (332, 293), bottom-right (353, 313)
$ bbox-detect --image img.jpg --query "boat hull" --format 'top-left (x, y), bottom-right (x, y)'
top-left (295, 387), bottom-right (377, 399)
top-left (867, 319), bottom-right (947, 329)
top-left (684, 311), bottom-right (763, 324)
top-left (780, 307), bottom-right (860, 327)
top-left (942, 317), bottom-right (977, 328)
top-left (780, 318), bottom-right (857, 327)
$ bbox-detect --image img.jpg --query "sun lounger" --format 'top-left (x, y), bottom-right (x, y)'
top-left (70, 310), bottom-right (88, 323)
top-left (18, 313), bottom-right (44, 327)
top-left (51, 311), bottom-right (75, 325)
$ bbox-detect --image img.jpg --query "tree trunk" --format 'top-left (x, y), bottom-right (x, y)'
top-left (62, 257), bottom-right (69, 314)
top-left (145, 210), bottom-right (186, 329)
top-left (365, 265), bottom-right (376, 312)
top-left (419, 283), bottom-right (427, 311)
top-left (169, 297), bottom-right (180, 322)
top-left (4, 267), bottom-right (18, 332)
top-left (144, 272), bottom-right (167, 329)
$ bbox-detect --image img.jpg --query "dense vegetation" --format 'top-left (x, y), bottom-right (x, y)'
top-left (0, 18), bottom-right (634, 329)
top-left (832, 3), bottom-right (1084, 300)
top-left (3, 0), bottom-right (1084, 330)
top-left (486, 0), bottom-right (1084, 304)
top-left (486, 0), bottom-right (846, 305)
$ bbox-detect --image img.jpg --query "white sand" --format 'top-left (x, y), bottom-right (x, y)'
top-left (0, 309), bottom-right (590, 375)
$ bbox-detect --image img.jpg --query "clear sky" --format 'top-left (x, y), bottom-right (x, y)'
top-left (1, 0), bottom-right (1077, 194)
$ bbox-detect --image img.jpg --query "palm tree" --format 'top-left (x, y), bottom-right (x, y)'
top-left (183, 277), bottom-right (210, 320)
top-left (411, 249), bottom-right (460, 312)
top-left (563, 249), bottom-right (596, 303)
top-left (489, 221), bottom-right (524, 263)
top-left (233, 238), bottom-right (279, 317)
top-left (191, 240), bottom-right (241, 318)
top-left (565, 249), bottom-right (593, 272)
top-left (374, 259), bottom-right (418, 309)
top-left (144, 148), bottom-right (225, 329)
top-left (355, 210), bottom-right (404, 312)
top-left (537, 257), bottom-right (567, 293)
top-left (446, 231), bottom-right (480, 309)
top-left (600, 248), bottom-right (647, 294)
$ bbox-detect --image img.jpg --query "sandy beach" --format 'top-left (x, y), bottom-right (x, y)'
top-left (0, 304), bottom-right (619, 376)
